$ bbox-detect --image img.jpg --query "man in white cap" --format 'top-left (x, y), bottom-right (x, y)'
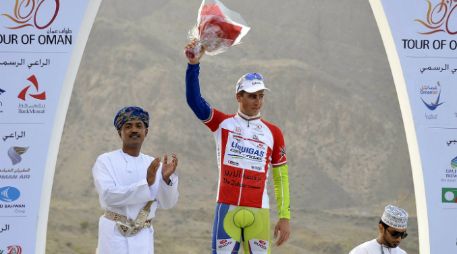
top-left (349, 204), bottom-right (409, 254)
top-left (184, 42), bottom-right (291, 254)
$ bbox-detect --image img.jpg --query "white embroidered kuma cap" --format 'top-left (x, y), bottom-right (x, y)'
top-left (381, 204), bottom-right (408, 229)
top-left (235, 73), bottom-right (270, 94)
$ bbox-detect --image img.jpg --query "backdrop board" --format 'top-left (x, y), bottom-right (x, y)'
top-left (0, 1), bottom-right (102, 253)
top-left (370, 0), bottom-right (457, 253)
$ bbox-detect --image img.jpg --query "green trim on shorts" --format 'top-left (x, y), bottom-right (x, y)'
top-left (223, 205), bottom-right (271, 253)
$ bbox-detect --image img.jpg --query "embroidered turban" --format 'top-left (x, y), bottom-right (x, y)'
top-left (113, 106), bottom-right (149, 130)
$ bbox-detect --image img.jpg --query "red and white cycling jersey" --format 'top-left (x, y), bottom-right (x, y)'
top-left (204, 108), bottom-right (287, 208)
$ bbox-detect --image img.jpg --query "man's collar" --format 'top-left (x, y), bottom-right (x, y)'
top-left (237, 110), bottom-right (261, 121)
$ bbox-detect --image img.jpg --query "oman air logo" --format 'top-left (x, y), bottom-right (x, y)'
top-left (2, 0), bottom-right (60, 30)
top-left (442, 188), bottom-right (457, 203)
top-left (0, 186), bottom-right (21, 202)
top-left (420, 82), bottom-right (444, 111)
top-left (18, 75), bottom-right (46, 101)
top-left (8, 146), bottom-right (28, 165)
top-left (415, 0), bottom-right (457, 34)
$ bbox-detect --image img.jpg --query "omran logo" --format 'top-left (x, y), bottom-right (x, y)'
top-left (2, 0), bottom-right (60, 30)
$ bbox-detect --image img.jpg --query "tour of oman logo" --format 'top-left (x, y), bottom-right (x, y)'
top-left (2, 0), bottom-right (60, 30)
top-left (18, 75), bottom-right (46, 101)
top-left (415, 0), bottom-right (457, 34)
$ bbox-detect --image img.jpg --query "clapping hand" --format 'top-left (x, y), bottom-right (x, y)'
top-left (161, 154), bottom-right (178, 183)
top-left (146, 157), bottom-right (161, 186)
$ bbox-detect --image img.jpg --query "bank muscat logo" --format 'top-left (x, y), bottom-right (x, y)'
top-left (7, 146), bottom-right (28, 165)
top-left (415, 0), bottom-right (457, 34)
top-left (442, 187), bottom-right (457, 203)
top-left (18, 74), bottom-right (46, 101)
top-left (0, 186), bottom-right (20, 203)
top-left (2, 0), bottom-right (60, 30)
top-left (420, 82), bottom-right (444, 111)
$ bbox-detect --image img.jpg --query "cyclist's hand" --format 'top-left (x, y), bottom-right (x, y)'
top-left (185, 40), bottom-right (205, 64)
top-left (274, 218), bottom-right (290, 246)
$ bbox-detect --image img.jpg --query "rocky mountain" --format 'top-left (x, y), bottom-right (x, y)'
top-left (46, 0), bottom-right (418, 253)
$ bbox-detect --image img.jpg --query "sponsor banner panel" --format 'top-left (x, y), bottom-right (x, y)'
top-left (371, 0), bottom-right (457, 253)
top-left (0, 0), bottom-right (101, 253)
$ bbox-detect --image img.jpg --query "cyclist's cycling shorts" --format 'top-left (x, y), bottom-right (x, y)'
top-left (212, 203), bottom-right (271, 254)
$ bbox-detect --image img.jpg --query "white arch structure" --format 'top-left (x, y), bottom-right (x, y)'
top-left (370, 0), bottom-right (457, 253)
top-left (0, 1), bottom-right (102, 253)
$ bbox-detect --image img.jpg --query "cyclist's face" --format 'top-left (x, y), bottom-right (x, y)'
top-left (237, 90), bottom-right (265, 116)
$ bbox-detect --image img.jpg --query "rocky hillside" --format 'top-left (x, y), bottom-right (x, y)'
top-left (46, 0), bottom-right (418, 253)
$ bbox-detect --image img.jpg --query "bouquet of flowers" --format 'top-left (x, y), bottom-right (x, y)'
top-left (186, 0), bottom-right (250, 58)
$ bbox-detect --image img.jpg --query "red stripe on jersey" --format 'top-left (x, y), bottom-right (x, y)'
top-left (204, 109), bottom-right (233, 132)
top-left (261, 119), bottom-right (287, 166)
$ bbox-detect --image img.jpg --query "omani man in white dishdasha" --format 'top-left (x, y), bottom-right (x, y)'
top-left (92, 106), bottom-right (179, 254)
top-left (349, 204), bottom-right (409, 254)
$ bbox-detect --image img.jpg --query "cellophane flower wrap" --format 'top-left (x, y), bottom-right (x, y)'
top-left (187, 0), bottom-right (250, 57)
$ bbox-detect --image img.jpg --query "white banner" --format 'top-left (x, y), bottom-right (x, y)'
top-left (370, 0), bottom-right (457, 253)
top-left (0, 0), bottom-right (102, 253)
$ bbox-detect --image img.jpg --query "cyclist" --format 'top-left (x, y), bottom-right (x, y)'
top-left (184, 42), bottom-right (291, 254)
